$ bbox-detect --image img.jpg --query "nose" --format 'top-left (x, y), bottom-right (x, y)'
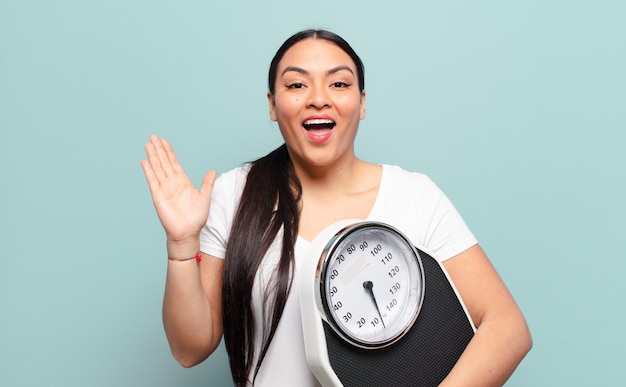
top-left (307, 84), bottom-right (331, 109)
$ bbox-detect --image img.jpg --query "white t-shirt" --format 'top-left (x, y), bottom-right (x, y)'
top-left (200, 164), bottom-right (477, 386)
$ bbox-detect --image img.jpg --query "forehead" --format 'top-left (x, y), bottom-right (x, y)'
top-left (277, 38), bottom-right (357, 74)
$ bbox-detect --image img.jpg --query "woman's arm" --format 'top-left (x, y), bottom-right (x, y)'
top-left (440, 245), bottom-right (532, 386)
top-left (141, 135), bottom-right (223, 367)
top-left (162, 249), bottom-right (224, 367)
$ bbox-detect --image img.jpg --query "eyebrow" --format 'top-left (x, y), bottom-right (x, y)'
top-left (281, 65), bottom-right (355, 78)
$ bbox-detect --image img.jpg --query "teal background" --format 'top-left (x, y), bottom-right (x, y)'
top-left (1, 0), bottom-right (624, 386)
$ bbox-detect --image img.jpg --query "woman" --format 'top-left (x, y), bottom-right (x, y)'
top-left (141, 29), bottom-right (532, 386)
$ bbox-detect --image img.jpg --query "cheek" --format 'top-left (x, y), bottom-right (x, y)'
top-left (274, 98), bottom-right (301, 120)
top-left (337, 94), bottom-right (362, 114)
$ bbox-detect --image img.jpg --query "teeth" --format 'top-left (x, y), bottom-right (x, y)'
top-left (304, 119), bottom-right (335, 126)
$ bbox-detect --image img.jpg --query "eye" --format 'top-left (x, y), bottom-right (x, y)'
top-left (287, 82), bottom-right (305, 89)
top-left (332, 81), bottom-right (350, 88)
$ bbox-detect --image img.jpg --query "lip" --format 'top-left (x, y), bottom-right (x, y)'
top-left (304, 128), bottom-right (333, 144)
top-left (302, 115), bottom-right (335, 144)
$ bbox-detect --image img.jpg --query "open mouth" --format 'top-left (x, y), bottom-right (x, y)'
top-left (303, 119), bottom-right (336, 131)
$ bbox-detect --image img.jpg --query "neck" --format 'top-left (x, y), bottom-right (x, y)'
top-left (294, 157), bottom-right (383, 241)
top-left (293, 155), bottom-right (363, 193)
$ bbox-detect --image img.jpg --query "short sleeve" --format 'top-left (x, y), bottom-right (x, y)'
top-left (417, 175), bottom-right (478, 260)
top-left (369, 165), bottom-right (478, 262)
top-left (199, 166), bottom-right (249, 259)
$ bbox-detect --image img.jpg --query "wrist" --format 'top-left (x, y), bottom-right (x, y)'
top-left (166, 236), bottom-right (200, 260)
top-left (168, 253), bottom-right (202, 263)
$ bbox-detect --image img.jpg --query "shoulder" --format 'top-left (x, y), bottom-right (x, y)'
top-left (372, 164), bottom-right (477, 260)
top-left (382, 164), bottom-right (433, 182)
top-left (201, 165), bottom-right (252, 256)
top-left (380, 164), bottom-right (442, 195)
top-left (213, 164), bottom-right (251, 194)
top-left (215, 164), bottom-right (250, 184)
top-left (209, 164), bottom-right (252, 214)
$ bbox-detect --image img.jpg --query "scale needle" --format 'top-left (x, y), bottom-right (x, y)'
top-left (363, 281), bottom-right (386, 328)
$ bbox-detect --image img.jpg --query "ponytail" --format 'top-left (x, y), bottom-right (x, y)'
top-left (222, 144), bottom-right (301, 386)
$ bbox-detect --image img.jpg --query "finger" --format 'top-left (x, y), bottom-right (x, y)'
top-left (160, 138), bottom-right (184, 174)
top-left (140, 159), bottom-right (160, 196)
top-left (199, 170), bottom-right (217, 202)
top-left (144, 140), bottom-right (167, 183)
top-left (150, 135), bottom-right (175, 177)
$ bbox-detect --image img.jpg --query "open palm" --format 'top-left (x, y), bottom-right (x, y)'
top-left (141, 135), bottom-right (216, 242)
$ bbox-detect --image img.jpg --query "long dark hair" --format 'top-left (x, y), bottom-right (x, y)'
top-left (222, 29), bottom-right (365, 386)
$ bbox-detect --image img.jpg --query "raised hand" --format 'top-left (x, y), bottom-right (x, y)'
top-left (141, 135), bottom-right (216, 244)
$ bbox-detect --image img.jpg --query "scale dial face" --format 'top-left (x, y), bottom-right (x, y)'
top-left (317, 222), bottom-right (425, 349)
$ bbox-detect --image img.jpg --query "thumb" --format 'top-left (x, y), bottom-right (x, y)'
top-left (199, 170), bottom-right (217, 201)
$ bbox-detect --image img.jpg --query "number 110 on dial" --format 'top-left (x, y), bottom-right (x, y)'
top-left (319, 223), bottom-right (425, 349)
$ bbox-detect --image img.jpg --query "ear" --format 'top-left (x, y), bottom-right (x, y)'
top-left (268, 92), bottom-right (277, 122)
top-left (359, 90), bottom-right (366, 120)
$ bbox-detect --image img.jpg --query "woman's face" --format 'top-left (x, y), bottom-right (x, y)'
top-left (268, 38), bottom-right (366, 172)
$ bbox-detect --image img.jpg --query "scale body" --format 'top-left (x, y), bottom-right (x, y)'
top-left (300, 220), bottom-right (476, 386)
